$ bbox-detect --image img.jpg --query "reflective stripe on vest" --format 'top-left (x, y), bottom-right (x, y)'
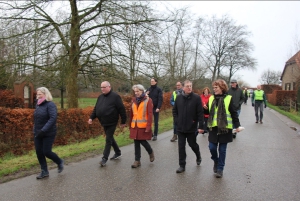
top-left (254, 90), bottom-right (264, 100)
top-left (131, 98), bottom-right (149, 128)
top-left (208, 95), bottom-right (233, 129)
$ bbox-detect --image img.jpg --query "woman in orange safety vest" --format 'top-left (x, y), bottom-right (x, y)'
top-left (130, 84), bottom-right (155, 168)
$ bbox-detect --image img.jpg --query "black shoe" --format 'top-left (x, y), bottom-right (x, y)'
top-left (255, 121), bottom-right (258, 123)
top-left (196, 157), bottom-right (202, 166)
top-left (58, 159), bottom-right (64, 173)
top-left (213, 161), bottom-right (218, 173)
top-left (233, 133), bottom-right (236, 138)
top-left (260, 121), bottom-right (263, 124)
top-left (100, 158), bottom-right (107, 167)
top-left (36, 170), bottom-right (49, 179)
top-left (176, 167), bottom-right (185, 173)
top-left (152, 136), bottom-right (157, 141)
top-left (216, 170), bottom-right (223, 178)
top-left (110, 154), bottom-right (122, 160)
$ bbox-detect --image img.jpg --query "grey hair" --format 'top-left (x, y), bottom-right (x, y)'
top-left (36, 87), bottom-right (53, 101)
top-left (132, 84), bottom-right (145, 92)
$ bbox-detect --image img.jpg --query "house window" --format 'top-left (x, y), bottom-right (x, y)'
top-left (285, 83), bottom-right (291, 90)
top-left (293, 82), bottom-right (296, 90)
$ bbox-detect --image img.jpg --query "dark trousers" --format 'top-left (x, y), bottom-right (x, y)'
top-left (103, 124), bottom-right (121, 159)
top-left (178, 131), bottom-right (201, 168)
top-left (153, 109), bottom-right (159, 136)
top-left (204, 117), bottom-right (208, 132)
top-left (173, 122), bottom-right (177, 135)
top-left (34, 135), bottom-right (62, 172)
top-left (254, 101), bottom-right (264, 121)
top-left (134, 140), bottom-right (153, 161)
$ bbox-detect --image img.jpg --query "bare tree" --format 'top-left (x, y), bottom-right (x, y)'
top-left (0, 0), bottom-right (164, 108)
top-left (196, 14), bottom-right (256, 81)
top-left (260, 69), bottom-right (282, 85)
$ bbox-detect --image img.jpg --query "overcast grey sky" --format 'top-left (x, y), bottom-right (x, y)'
top-left (161, 1), bottom-right (300, 87)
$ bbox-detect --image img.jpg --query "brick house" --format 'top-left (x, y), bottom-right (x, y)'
top-left (280, 50), bottom-right (300, 90)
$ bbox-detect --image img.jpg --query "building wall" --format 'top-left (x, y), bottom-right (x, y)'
top-left (281, 63), bottom-right (300, 90)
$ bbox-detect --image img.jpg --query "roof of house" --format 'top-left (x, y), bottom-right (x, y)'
top-left (280, 50), bottom-right (300, 80)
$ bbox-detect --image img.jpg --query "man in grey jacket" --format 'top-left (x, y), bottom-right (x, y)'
top-left (227, 79), bottom-right (244, 138)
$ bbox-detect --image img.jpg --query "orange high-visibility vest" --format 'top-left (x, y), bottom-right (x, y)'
top-left (131, 98), bottom-right (149, 128)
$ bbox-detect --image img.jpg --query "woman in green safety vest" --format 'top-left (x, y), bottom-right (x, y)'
top-left (206, 79), bottom-right (241, 178)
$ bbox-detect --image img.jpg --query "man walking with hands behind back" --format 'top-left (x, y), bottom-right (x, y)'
top-left (172, 80), bottom-right (204, 173)
top-left (88, 81), bottom-right (127, 167)
top-left (252, 85), bottom-right (267, 124)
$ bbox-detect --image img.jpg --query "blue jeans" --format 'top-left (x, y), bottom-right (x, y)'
top-left (254, 101), bottom-right (264, 121)
top-left (208, 142), bottom-right (227, 171)
top-left (153, 109), bottom-right (159, 136)
top-left (34, 135), bottom-right (62, 172)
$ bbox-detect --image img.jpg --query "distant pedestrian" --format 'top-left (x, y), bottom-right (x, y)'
top-left (251, 85), bottom-right (267, 124)
top-left (207, 79), bottom-right (241, 178)
top-left (170, 81), bottom-right (183, 142)
top-left (146, 78), bottom-right (163, 141)
top-left (227, 79), bottom-right (244, 138)
top-left (34, 87), bottom-right (64, 179)
top-left (88, 81), bottom-right (127, 167)
top-left (130, 84), bottom-right (155, 168)
top-left (200, 87), bottom-right (211, 134)
top-left (172, 80), bottom-right (204, 173)
top-left (243, 88), bottom-right (250, 104)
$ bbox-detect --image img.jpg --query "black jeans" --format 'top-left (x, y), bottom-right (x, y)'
top-left (134, 140), bottom-right (153, 161)
top-left (103, 124), bottom-right (121, 159)
top-left (153, 109), bottom-right (159, 136)
top-left (177, 131), bottom-right (201, 168)
top-left (34, 135), bottom-right (62, 172)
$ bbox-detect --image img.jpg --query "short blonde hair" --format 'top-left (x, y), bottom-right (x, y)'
top-left (36, 87), bottom-right (53, 101)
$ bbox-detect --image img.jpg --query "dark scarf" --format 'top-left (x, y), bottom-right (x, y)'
top-left (208, 94), bottom-right (228, 134)
top-left (136, 93), bottom-right (146, 105)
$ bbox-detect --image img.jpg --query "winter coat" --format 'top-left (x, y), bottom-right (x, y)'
top-left (228, 85), bottom-right (244, 111)
top-left (146, 85), bottom-right (163, 109)
top-left (90, 90), bottom-right (127, 126)
top-left (172, 92), bottom-right (204, 133)
top-left (205, 94), bottom-right (241, 143)
top-left (33, 101), bottom-right (57, 137)
top-left (129, 96), bottom-right (153, 140)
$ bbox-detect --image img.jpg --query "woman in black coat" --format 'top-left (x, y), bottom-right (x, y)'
top-left (34, 87), bottom-right (64, 179)
top-left (206, 79), bottom-right (241, 178)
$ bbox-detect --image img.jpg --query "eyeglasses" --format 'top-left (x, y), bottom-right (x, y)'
top-left (101, 86), bottom-right (109, 89)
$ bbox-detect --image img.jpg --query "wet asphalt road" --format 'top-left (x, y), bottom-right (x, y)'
top-left (1, 103), bottom-right (300, 201)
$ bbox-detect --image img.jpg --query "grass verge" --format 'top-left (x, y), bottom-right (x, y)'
top-left (267, 103), bottom-right (300, 124)
top-left (0, 109), bottom-right (173, 183)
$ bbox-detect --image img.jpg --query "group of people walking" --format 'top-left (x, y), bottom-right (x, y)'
top-left (32, 78), bottom-right (267, 180)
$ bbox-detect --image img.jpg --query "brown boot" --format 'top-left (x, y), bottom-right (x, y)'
top-left (170, 134), bottom-right (178, 142)
top-left (131, 161), bottom-right (141, 168)
top-left (149, 151), bottom-right (155, 162)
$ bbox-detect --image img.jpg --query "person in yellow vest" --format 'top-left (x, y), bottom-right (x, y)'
top-left (206, 79), bottom-right (241, 178)
top-left (170, 81), bottom-right (183, 142)
top-left (130, 84), bottom-right (155, 168)
top-left (251, 85), bottom-right (267, 124)
top-left (243, 88), bottom-right (250, 105)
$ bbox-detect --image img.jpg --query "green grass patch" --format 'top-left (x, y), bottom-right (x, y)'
top-left (53, 98), bottom-right (97, 108)
top-left (0, 108), bottom-right (173, 180)
top-left (268, 103), bottom-right (300, 124)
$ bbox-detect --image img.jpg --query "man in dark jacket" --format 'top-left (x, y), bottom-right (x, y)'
top-left (146, 78), bottom-right (163, 141)
top-left (172, 80), bottom-right (204, 173)
top-left (88, 81), bottom-right (127, 167)
top-left (227, 79), bottom-right (244, 138)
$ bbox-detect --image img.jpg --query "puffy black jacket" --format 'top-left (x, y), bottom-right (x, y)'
top-left (172, 92), bottom-right (204, 133)
top-left (33, 101), bottom-right (57, 137)
top-left (90, 90), bottom-right (127, 126)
